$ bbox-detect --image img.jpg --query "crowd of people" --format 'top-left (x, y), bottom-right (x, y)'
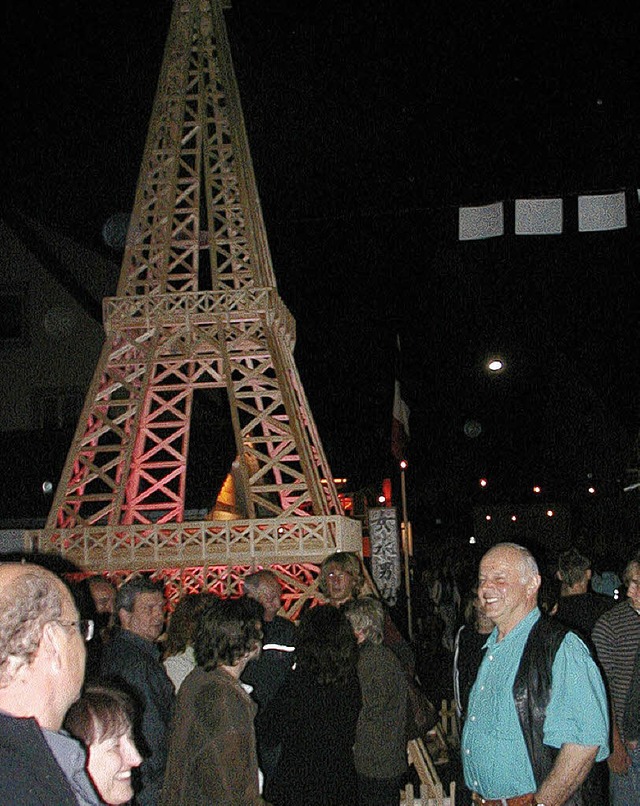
top-left (0, 541), bottom-right (638, 806)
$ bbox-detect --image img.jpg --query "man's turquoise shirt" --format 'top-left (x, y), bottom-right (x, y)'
top-left (461, 607), bottom-right (609, 799)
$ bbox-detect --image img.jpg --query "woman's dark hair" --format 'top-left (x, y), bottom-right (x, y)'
top-left (64, 685), bottom-right (135, 745)
top-left (296, 605), bottom-right (358, 686)
top-left (164, 594), bottom-right (206, 659)
top-left (194, 596), bottom-right (263, 670)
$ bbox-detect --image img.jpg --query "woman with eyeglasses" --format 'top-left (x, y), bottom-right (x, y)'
top-left (64, 685), bottom-right (142, 805)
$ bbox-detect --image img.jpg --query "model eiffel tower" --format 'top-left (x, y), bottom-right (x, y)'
top-left (29, 0), bottom-right (360, 612)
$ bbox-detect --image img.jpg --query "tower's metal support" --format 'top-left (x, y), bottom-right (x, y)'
top-left (26, 0), bottom-right (361, 609)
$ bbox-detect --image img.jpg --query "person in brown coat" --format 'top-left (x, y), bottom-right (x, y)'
top-left (160, 596), bottom-right (266, 806)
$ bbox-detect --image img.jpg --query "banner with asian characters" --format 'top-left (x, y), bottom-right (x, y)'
top-left (368, 507), bottom-right (401, 606)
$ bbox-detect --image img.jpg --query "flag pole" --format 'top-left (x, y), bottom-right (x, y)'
top-left (392, 333), bottom-right (413, 641)
top-left (400, 459), bottom-right (413, 641)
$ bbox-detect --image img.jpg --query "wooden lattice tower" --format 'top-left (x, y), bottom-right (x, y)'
top-left (26, 0), bottom-right (361, 612)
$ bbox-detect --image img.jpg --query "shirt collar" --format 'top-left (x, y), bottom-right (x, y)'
top-left (484, 606), bottom-right (540, 650)
top-left (120, 627), bottom-right (161, 656)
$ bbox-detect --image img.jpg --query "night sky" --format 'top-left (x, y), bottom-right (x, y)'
top-left (3, 1), bottom-right (640, 551)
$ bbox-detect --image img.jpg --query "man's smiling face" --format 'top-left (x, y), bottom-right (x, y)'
top-left (478, 546), bottom-right (540, 638)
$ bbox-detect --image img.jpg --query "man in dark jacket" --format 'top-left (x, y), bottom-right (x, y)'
top-left (241, 570), bottom-right (296, 785)
top-left (555, 548), bottom-right (614, 643)
top-left (101, 576), bottom-right (174, 806)
top-left (0, 562), bottom-right (100, 805)
top-left (462, 543), bottom-right (609, 806)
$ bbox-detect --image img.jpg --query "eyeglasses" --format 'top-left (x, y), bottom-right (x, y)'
top-left (54, 619), bottom-right (95, 642)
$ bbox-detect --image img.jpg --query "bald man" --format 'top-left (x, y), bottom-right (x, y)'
top-left (462, 543), bottom-right (609, 806)
top-left (0, 562), bottom-right (100, 805)
top-left (242, 570), bottom-right (296, 786)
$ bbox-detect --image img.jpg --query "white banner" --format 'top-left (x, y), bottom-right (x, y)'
top-left (578, 192), bottom-right (627, 232)
top-left (458, 201), bottom-right (504, 240)
top-left (515, 198), bottom-right (563, 235)
top-left (368, 507), bottom-right (401, 606)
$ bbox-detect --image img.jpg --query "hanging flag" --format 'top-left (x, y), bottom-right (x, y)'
top-left (515, 198), bottom-right (563, 235)
top-left (458, 201), bottom-right (504, 240)
top-left (391, 336), bottom-right (410, 462)
top-left (578, 192), bottom-right (627, 232)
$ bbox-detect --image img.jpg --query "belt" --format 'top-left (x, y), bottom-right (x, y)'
top-left (472, 793), bottom-right (536, 806)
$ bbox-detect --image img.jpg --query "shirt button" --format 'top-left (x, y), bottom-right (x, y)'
top-left (480, 686), bottom-right (485, 691)
top-left (470, 715), bottom-right (476, 721)
top-left (465, 749), bottom-right (470, 755)
top-left (488, 654), bottom-right (494, 661)
top-left (474, 781), bottom-right (479, 788)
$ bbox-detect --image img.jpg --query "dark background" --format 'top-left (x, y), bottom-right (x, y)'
top-left (3, 1), bottom-right (639, 566)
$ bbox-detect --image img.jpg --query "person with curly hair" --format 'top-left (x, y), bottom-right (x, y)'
top-left (162, 593), bottom-right (205, 692)
top-left (0, 562), bottom-right (99, 806)
top-left (256, 605), bottom-right (361, 806)
top-left (344, 597), bottom-right (408, 806)
top-left (159, 596), bottom-right (266, 806)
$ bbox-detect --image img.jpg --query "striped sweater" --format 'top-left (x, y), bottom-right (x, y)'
top-left (592, 600), bottom-right (640, 738)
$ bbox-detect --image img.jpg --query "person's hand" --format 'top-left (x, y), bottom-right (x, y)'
top-left (607, 737), bottom-right (631, 775)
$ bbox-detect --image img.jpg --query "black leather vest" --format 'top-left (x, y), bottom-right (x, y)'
top-left (512, 615), bottom-right (583, 806)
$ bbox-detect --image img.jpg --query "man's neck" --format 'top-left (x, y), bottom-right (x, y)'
top-left (0, 691), bottom-right (63, 732)
top-left (122, 627), bottom-right (155, 645)
top-left (496, 604), bottom-right (537, 642)
top-left (561, 582), bottom-right (589, 596)
top-left (219, 661), bottom-right (245, 679)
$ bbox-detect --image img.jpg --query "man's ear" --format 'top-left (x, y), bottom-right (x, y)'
top-left (530, 574), bottom-right (542, 596)
top-left (118, 607), bottom-right (130, 629)
top-left (39, 621), bottom-right (64, 672)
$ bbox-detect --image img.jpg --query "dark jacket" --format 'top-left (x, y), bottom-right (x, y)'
top-left (242, 614), bottom-right (297, 709)
top-left (353, 640), bottom-right (408, 779)
top-left (0, 712), bottom-right (78, 806)
top-left (555, 592), bottom-right (614, 646)
top-left (256, 667), bottom-right (361, 806)
top-left (160, 666), bottom-right (265, 806)
top-left (101, 628), bottom-right (175, 806)
top-left (513, 617), bottom-right (582, 806)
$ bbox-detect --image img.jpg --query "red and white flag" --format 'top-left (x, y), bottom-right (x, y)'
top-left (391, 336), bottom-right (410, 462)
